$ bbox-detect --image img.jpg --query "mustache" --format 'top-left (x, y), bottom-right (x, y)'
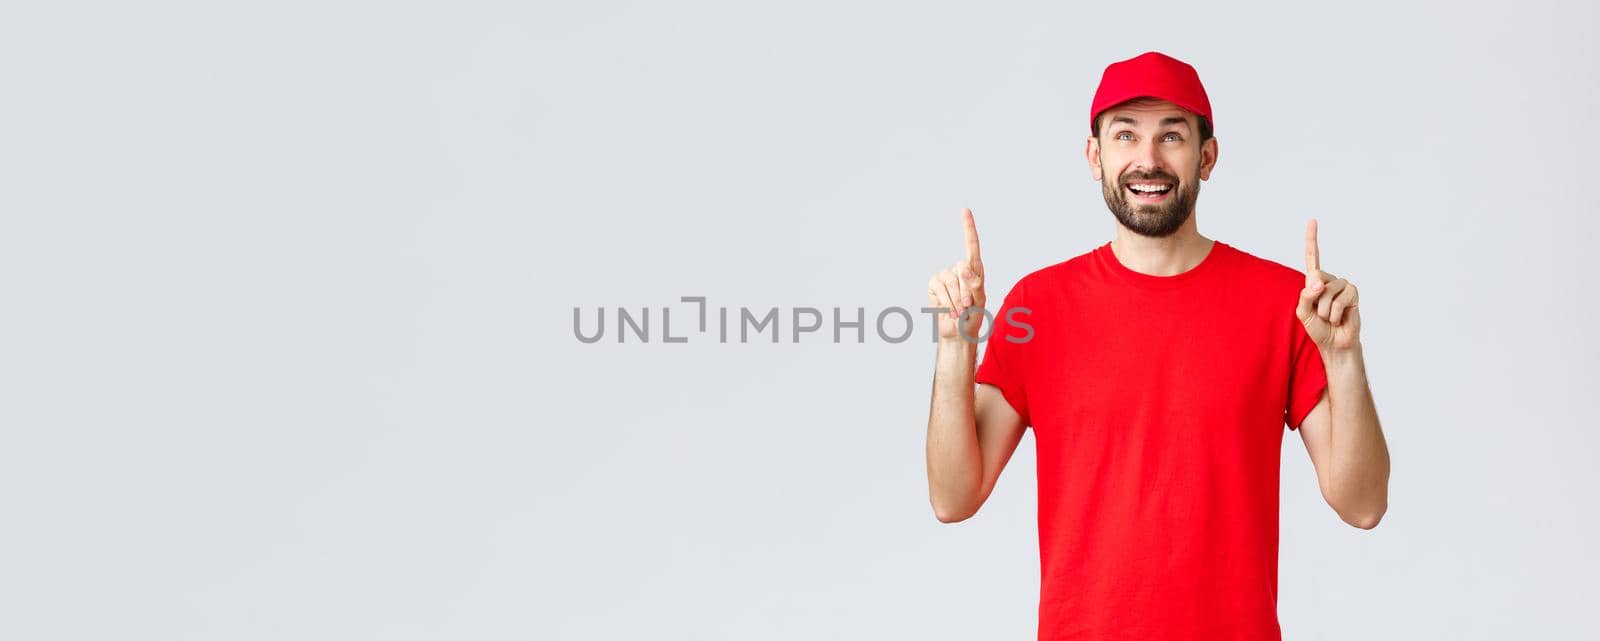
top-left (1119, 170), bottom-right (1180, 185)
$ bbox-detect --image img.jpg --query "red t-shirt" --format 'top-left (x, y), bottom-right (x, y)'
top-left (975, 239), bottom-right (1328, 641)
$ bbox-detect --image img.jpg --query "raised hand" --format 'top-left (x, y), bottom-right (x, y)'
top-left (927, 208), bottom-right (987, 342)
top-left (1296, 218), bottom-right (1361, 352)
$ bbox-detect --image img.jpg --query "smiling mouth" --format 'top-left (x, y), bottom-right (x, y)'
top-left (1126, 181), bottom-right (1174, 203)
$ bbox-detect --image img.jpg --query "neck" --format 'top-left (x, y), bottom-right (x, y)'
top-left (1109, 216), bottom-right (1213, 277)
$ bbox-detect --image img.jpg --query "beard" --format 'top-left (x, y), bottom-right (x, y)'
top-left (1100, 164), bottom-right (1201, 238)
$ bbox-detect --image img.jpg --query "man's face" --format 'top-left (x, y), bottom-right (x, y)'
top-left (1086, 99), bottom-right (1217, 238)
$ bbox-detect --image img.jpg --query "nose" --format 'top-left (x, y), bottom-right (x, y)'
top-left (1131, 137), bottom-right (1163, 174)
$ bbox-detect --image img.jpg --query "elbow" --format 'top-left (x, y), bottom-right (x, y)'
top-left (933, 505), bottom-right (974, 524)
top-left (931, 499), bottom-right (977, 524)
top-left (1322, 478), bottom-right (1388, 530)
top-left (1332, 497), bottom-right (1386, 530)
top-left (1341, 509), bottom-right (1384, 530)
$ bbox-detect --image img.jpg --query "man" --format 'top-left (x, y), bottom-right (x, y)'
top-left (923, 51), bottom-right (1391, 640)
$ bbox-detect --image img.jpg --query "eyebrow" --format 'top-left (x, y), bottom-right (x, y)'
top-left (1110, 115), bottom-right (1193, 130)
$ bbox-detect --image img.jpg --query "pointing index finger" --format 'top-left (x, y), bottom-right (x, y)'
top-left (962, 208), bottom-right (982, 265)
top-left (1304, 218), bottom-right (1321, 285)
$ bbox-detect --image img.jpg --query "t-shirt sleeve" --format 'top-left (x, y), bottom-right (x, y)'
top-left (1285, 317), bottom-right (1328, 430)
top-left (974, 280), bottom-right (1031, 428)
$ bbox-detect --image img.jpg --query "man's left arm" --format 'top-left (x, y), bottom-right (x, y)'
top-left (1294, 218), bottom-right (1391, 530)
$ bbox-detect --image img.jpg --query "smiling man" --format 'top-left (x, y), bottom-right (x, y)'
top-left (923, 51), bottom-right (1391, 640)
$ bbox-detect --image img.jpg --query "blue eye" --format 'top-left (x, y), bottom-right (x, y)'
top-left (1163, 133), bottom-right (1182, 142)
top-left (1116, 132), bottom-right (1133, 141)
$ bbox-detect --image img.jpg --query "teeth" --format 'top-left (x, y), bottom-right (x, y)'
top-left (1130, 184), bottom-right (1171, 193)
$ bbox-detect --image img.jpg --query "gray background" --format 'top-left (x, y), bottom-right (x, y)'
top-left (1, 1), bottom-right (1595, 639)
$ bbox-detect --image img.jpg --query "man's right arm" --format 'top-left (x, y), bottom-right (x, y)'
top-left (923, 208), bottom-right (1028, 523)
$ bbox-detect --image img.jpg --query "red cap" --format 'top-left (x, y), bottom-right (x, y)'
top-left (1089, 51), bottom-right (1212, 134)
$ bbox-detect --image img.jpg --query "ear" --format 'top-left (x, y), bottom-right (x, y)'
top-left (1086, 136), bottom-right (1103, 181)
top-left (1199, 137), bottom-right (1218, 181)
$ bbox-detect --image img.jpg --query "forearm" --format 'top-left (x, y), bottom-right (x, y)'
top-left (1323, 344), bottom-right (1391, 526)
top-left (927, 338), bottom-right (982, 521)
